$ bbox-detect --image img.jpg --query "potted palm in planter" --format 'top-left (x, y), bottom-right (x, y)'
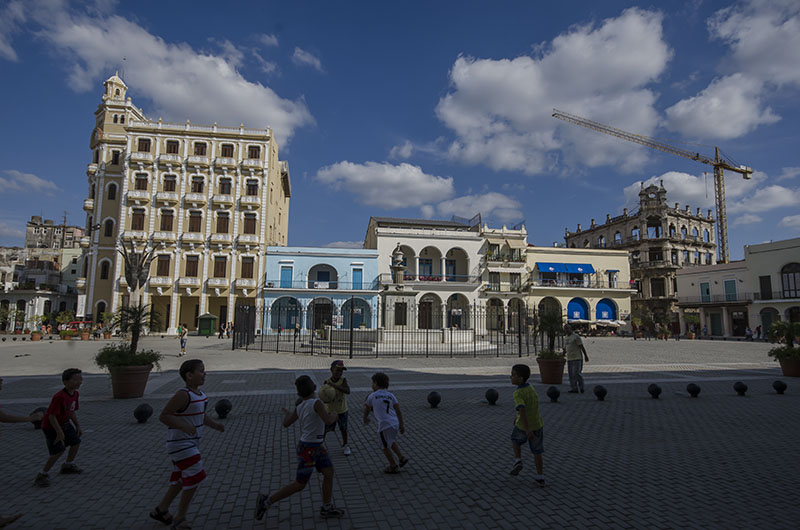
top-left (11, 309), bottom-right (25, 334)
top-left (536, 311), bottom-right (566, 384)
top-left (767, 321), bottom-right (800, 377)
top-left (95, 304), bottom-right (162, 398)
top-left (101, 311), bottom-right (115, 339)
top-left (30, 315), bottom-right (46, 341)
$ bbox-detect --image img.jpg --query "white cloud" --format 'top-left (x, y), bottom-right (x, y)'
top-left (252, 50), bottom-right (278, 75)
top-left (779, 214), bottom-right (800, 230)
top-left (389, 141), bottom-right (413, 159)
top-left (709, 1), bottom-right (800, 88)
top-left (732, 213), bottom-right (762, 226)
top-left (315, 161), bottom-right (454, 209)
top-left (777, 167), bottom-right (800, 181)
top-left (0, 1), bottom-right (26, 61)
top-left (292, 47), bottom-right (323, 72)
top-left (0, 221), bottom-right (25, 240)
top-left (323, 241), bottom-right (363, 249)
top-left (664, 73), bottom-right (779, 139)
top-left (728, 184), bottom-right (800, 214)
top-left (14, 1), bottom-right (313, 144)
top-left (432, 192), bottom-right (523, 224)
top-left (258, 33), bottom-right (279, 47)
top-left (0, 170), bottom-right (59, 194)
top-left (435, 8), bottom-right (671, 175)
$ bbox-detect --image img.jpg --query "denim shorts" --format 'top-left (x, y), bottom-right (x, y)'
top-left (324, 411), bottom-right (348, 433)
top-left (295, 442), bottom-right (332, 484)
top-left (44, 423), bottom-right (81, 455)
top-left (511, 426), bottom-right (544, 455)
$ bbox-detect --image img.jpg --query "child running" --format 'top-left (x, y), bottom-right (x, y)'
top-left (34, 368), bottom-right (83, 487)
top-left (178, 324), bottom-right (188, 357)
top-left (323, 360), bottom-right (351, 455)
top-left (255, 375), bottom-right (344, 521)
top-left (150, 360), bottom-right (224, 530)
top-left (509, 363), bottom-right (545, 487)
top-left (363, 372), bottom-right (408, 474)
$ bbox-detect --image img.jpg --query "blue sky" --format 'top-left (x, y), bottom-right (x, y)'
top-left (1, 0), bottom-right (798, 259)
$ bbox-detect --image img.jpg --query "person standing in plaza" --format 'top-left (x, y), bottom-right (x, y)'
top-left (745, 326), bottom-right (753, 341)
top-left (254, 375), bottom-right (344, 521)
top-left (509, 364), bottom-right (545, 487)
top-left (150, 359), bottom-right (224, 529)
top-left (755, 325), bottom-right (762, 340)
top-left (363, 372), bottom-right (408, 474)
top-left (178, 324), bottom-right (188, 357)
top-left (34, 369), bottom-right (84, 487)
top-left (323, 360), bottom-right (352, 456)
top-left (1, 377), bottom-right (44, 526)
top-left (563, 324), bottom-right (589, 393)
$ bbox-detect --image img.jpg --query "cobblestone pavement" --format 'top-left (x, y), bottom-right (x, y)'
top-left (1, 338), bottom-right (798, 529)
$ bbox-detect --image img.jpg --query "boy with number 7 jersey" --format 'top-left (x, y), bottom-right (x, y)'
top-left (363, 372), bottom-right (408, 474)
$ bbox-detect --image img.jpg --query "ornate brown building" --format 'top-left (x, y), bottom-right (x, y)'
top-left (564, 182), bottom-right (716, 326)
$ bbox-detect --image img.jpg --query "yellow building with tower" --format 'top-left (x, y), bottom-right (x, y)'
top-left (78, 73), bottom-right (290, 333)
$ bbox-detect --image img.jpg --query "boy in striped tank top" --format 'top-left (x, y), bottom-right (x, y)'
top-left (255, 375), bottom-right (345, 521)
top-left (149, 360), bottom-right (224, 530)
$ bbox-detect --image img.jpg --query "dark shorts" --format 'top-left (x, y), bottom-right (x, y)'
top-left (324, 411), bottom-right (348, 433)
top-left (295, 442), bottom-right (332, 484)
top-left (180, 338), bottom-right (187, 348)
top-left (44, 423), bottom-right (81, 455)
top-left (511, 426), bottom-right (544, 455)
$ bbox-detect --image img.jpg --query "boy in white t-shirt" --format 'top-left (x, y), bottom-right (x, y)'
top-left (255, 375), bottom-right (344, 521)
top-left (363, 372), bottom-right (408, 474)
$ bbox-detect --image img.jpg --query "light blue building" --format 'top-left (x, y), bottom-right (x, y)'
top-left (263, 246), bottom-right (379, 332)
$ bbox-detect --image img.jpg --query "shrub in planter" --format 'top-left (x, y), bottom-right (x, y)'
top-left (767, 321), bottom-right (800, 377)
top-left (95, 343), bottom-right (163, 398)
top-left (59, 330), bottom-right (77, 340)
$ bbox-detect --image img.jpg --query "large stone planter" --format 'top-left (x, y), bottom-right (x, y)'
top-left (109, 364), bottom-right (153, 399)
top-left (779, 358), bottom-right (800, 377)
top-left (80, 332), bottom-right (90, 340)
top-left (31, 332), bottom-right (43, 342)
top-left (536, 358), bottom-right (566, 385)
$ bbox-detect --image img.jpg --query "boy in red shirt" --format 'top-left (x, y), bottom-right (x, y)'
top-left (34, 368), bottom-right (83, 487)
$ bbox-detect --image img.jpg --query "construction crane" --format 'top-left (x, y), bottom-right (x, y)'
top-left (552, 109), bottom-right (753, 263)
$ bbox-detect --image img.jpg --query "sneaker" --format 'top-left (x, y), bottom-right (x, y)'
top-left (399, 456), bottom-right (409, 467)
top-left (60, 462), bottom-right (83, 474)
top-left (343, 445), bottom-right (352, 456)
top-left (535, 478), bottom-right (547, 488)
top-left (510, 461), bottom-right (523, 476)
top-left (254, 492), bottom-right (270, 521)
top-left (320, 505), bottom-right (345, 519)
top-left (34, 472), bottom-right (50, 487)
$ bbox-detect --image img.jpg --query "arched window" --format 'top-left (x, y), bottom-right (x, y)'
top-left (614, 231), bottom-right (622, 244)
top-left (113, 115), bottom-right (118, 124)
top-left (692, 227), bottom-right (699, 240)
top-left (103, 219), bottom-right (114, 237)
top-left (631, 226), bottom-right (640, 240)
top-left (115, 89), bottom-right (120, 96)
top-left (597, 235), bottom-right (605, 248)
top-left (782, 263), bottom-right (800, 298)
top-left (681, 226), bottom-right (687, 239)
top-left (100, 261), bottom-right (110, 280)
top-left (97, 302), bottom-right (106, 321)
top-left (120, 115), bottom-right (125, 124)
top-left (107, 183), bottom-right (117, 200)
top-left (703, 229), bottom-right (710, 242)
top-left (669, 224), bottom-right (676, 237)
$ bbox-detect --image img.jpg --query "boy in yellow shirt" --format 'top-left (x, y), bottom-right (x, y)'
top-left (323, 360), bottom-right (351, 455)
top-left (509, 364), bottom-right (545, 487)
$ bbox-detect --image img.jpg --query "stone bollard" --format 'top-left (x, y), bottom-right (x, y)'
top-left (648, 383), bottom-right (662, 399)
top-left (546, 386), bottom-right (560, 403)
top-left (133, 403), bottom-right (153, 423)
top-left (485, 388), bottom-right (499, 405)
top-left (686, 383), bottom-right (701, 397)
top-left (593, 385), bottom-right (607, 401)
top-left (733, 381), bottom-right (748, 396)
top-left (772, 380), bottom-right (787, 395)
top-left (214, 399), bottom-right (232, 419)
top-left (427, 391), bottom-right (441, 408)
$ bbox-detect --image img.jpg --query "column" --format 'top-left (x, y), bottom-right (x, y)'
top-left (722, 306), bottom-right (730, 337)
top-left (440, 256), bottom-right (446, 280)
top-left (699, 307), bottom-right (706, 335)
top-left (678, 308), bottom-right (686, 335)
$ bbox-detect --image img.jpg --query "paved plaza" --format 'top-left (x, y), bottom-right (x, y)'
top-left (1, 336), bottom-right (798, 529)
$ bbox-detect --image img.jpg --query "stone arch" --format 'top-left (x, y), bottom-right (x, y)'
top-left (342, 297), bottom-right (372, 329)
top-left (566, 297), bottom-right (589, 321)
top-left (418, 246), bottom-right (443, 280)
top-left (270, 296), bottom-right (300, 331)
top-left (446, 293), bottom-right (470, 329)
top-left (418, 292), bottom-right (443, 329)
top-left (487, 297), bottom-right (505, 331)
top-left (538, 297), bottom-right (561, 317)
top-left (595, 298), bottom-right (618, 321)
top-left (443, 247), bottom-right (469, 282)
top-left (308, 264), bottom-right (339, 288)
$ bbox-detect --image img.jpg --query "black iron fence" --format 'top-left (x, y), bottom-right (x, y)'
top-left (233, 303), bottom-right (565, 358)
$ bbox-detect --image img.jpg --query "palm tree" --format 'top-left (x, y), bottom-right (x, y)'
top-left (113, 304), bottom-right (160, 355)
top-left (768, 320), bottom-right (800, 346)
top-left (537, 310), bottom-right (563, 352)
top-left (118, 240), bottom-right (155, 306)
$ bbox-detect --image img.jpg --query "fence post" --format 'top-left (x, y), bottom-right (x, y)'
top-left (329, 325), bottom-right (333, 357)
top-left (425, 327), bottom-right (429, 358)
top-left (349, 295), bottom-right (354, 360)
top-left (517, 307), bottom-right (523, 358)
top-left (449, 325), bottom-right (453, 358)
top-left (260, 307), bottom-right (265, 352)
top-left (473, 303), bottom-right (477, 358)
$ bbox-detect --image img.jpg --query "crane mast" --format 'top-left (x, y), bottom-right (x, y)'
top-left (552, 109), bottom-right (752, 263)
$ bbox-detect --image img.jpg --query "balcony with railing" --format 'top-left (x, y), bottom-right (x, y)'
top-left (237, 234), bottom-right (259, 245)
top-left (241, 159), bottom-right (263, 170)
top-left (184, 192), bottom-right (207, 205)
top-left (631, 260), bottom-right (678, 270)
top-left (149, 277), bottom-right (173, 286)
top-left (215, 157), bottom-right (237, 168)
top-left (158, 154), bottom-right (183, 166)
top-left (130, 152), bottom-right (154, 163)
top-left (207, 278), bottom-right (229, 287)
top-left (187, 155), bottom-right (209, 167)
top-left (127, 190), bottom-right (150, 203)
top-left (528, 277), bottom-right (630, 290)
top-left (121, 230), bottom-right (148, 241)
top-left (181, 232), bottom-right (205, 244)
top-left (678, 292), bottom-right (753, 305)
top-left (210, 233), bottom-right (232, 245)
top-left (178, 277), bottom-right (201, 287)
top-left (485, 252), bottom-right (526, 264)
top-left (155, 191), bottom-right (180, 204)
top-left (378, 273), bottom-right (480, 285)
top-left (153, 231), bottom-right (177, 242)
top-left (212, 194), bottom-right (234, 206)
top-left (239, 195), bottom-right (261, 208)
top-left (235, 278), bottom-right (257, 289)
top-left (265, 278), bottom-right (380, 291)
top-left (753, 290), bottom-right (800, 301)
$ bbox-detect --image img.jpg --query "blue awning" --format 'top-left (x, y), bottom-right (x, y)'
top-left (536, 262), bottom-right (566, 273)
top-left (564, 263), bottom-right (595, 274)
top-left (606, 269), bottom-right (619, 272)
